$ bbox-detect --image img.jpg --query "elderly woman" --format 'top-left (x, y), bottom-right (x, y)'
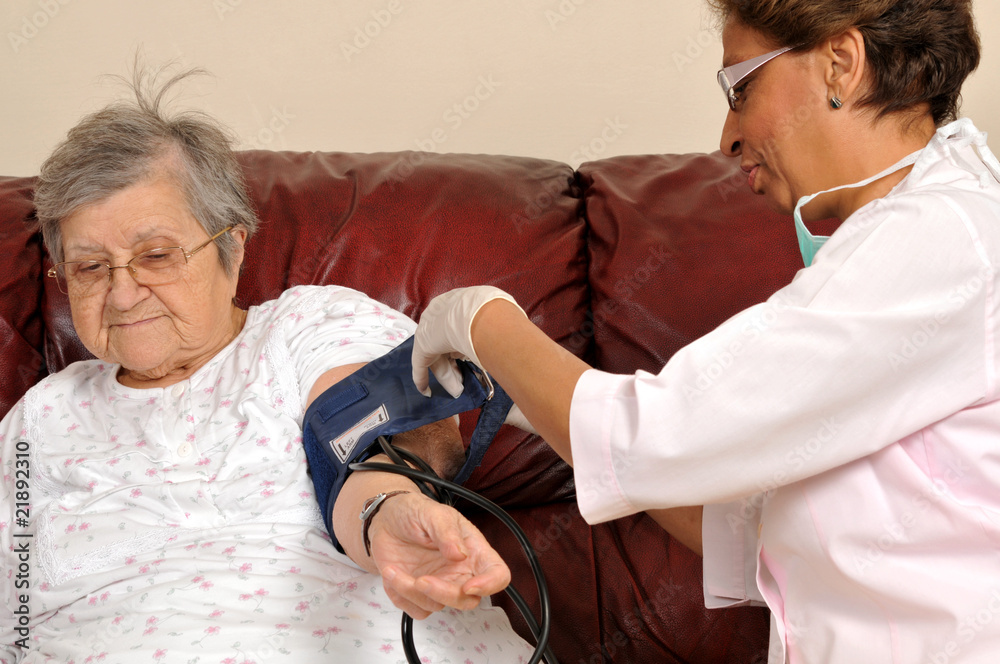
top-left (412, 1), bottom-right (1000, 662)
top-left (0, 70), bottom-right (533, 662)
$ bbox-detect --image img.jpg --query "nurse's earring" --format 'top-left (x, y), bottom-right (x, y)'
top-left (830, 96), bottom-right (844, 110)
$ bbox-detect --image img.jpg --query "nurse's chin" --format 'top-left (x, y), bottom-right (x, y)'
top-left (758, 189), bottom-right (794, 217)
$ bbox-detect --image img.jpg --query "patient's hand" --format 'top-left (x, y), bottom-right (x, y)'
top-left (367, 491), bottom-right (511, 620)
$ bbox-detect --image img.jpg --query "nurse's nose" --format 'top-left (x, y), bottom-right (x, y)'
top-left (720, 109), bottom-right (742, 157)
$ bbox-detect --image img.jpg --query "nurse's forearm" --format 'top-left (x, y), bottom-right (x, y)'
top-left (470, 299), bottom-right (588, 467)
top-left (472, 301), bottom-right (705, 556)
top-left (646, 506), bottom-right (704, 556)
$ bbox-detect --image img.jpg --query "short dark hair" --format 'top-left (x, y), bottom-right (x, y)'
top-left (34, 61), bottom-right (259, 274)
top-left (707, 0), bottom-right (981, 126)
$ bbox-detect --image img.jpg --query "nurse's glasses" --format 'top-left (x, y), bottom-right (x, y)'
top-left (717, 45), bottom-right (795, 111)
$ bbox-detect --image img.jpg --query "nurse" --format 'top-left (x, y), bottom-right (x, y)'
top-left (410, 1), bottom-right (1000, 662)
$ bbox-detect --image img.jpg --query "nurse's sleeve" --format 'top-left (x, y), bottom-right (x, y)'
top-left (702, 500), bottom-right (767, 607)
top-left (569, 369), bottom-right (635, 522)
top-left (568, 192), bottom-right (992, 518)
top-left (571, 371), bottom-right (767, 605)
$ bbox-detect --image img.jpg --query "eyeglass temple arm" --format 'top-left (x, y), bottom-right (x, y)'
top-left (721, 46), bottom-right (794, 88)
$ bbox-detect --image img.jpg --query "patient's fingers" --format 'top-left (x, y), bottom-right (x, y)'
top-left (372, 492), bottom-right (511, 616)
top-left (382, 565), bottom-right (447, 618)
top-left (412, 572), bottom-right (494, 609)
top-left (423, 507), bottom-right (512, 594)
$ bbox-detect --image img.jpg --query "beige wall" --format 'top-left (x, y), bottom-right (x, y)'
top-left (2, 0), bottom-right (998, 176)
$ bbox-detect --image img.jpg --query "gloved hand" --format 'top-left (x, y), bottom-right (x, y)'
top-left (412, 287), bottom-right (537, 434)
top-left (504, 403), bottom-right (538, 435)
top-left (412, 286), bottom-right (524, 397)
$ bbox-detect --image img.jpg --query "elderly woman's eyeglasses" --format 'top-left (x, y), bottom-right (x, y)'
top-left (47, 226), bottom-right (235, 296)
top-left (717, 45), bottom-right (795, 111)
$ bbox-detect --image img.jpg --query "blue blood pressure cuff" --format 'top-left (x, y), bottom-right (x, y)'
top-left (301, 336), bottom-right (514, 552)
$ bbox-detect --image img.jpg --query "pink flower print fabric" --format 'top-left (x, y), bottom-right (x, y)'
top-left (0, 286), bottom-right (533, 663)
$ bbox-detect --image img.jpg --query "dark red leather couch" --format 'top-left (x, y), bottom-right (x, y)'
top-left (0, 148), bottom-right (817, 663)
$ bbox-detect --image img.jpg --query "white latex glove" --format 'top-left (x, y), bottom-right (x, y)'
top-left (412, 287), bottom-right (538, 435)
top-left (503, 403), bottom-right (538, 435)
top-left (412, 286), bottom-right (524, 396)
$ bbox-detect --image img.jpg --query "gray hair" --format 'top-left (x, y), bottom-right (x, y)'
top-left (34, 63), bottom-right (259, 275)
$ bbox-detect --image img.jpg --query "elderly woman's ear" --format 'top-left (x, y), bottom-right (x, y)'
top-left (230, 224), bottom-right (248, 274)
top-left (819, 28), bottom-right (868, 111)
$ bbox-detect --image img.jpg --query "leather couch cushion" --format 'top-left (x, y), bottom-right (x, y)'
top-left (236, 150), bottom-right (587, 505)
top-left (578, 151), bottom-right (841, 374)
top-left (560, 151), bottom-right (827, 663)
top-left (0, 176), bottom-right (45, 418)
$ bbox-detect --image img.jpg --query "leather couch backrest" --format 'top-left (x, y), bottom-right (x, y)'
top-left (0, 176), bottom-right (45, 416)
top-left (6, 150), bottom-right (831, 505)
top-left (579, 151), bottom-right (840, 375)
top-left (35, 150), bottom-right (588, 503)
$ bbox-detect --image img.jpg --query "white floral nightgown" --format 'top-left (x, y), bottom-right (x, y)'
top-left (0, 285), bottom-right (533, 664)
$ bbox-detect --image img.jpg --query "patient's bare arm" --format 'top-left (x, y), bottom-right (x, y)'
top-left (389, 417), bottom-right (466, 480)
top-left (307, 363), bottom-right (466, 480)
top-left (312, 362), bottom-right (504, 619)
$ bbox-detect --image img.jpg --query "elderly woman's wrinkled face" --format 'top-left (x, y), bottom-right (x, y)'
top-left (60, 176), bottom-right (245, 381)
top-left (718, 19), bottom-right (832, 216)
